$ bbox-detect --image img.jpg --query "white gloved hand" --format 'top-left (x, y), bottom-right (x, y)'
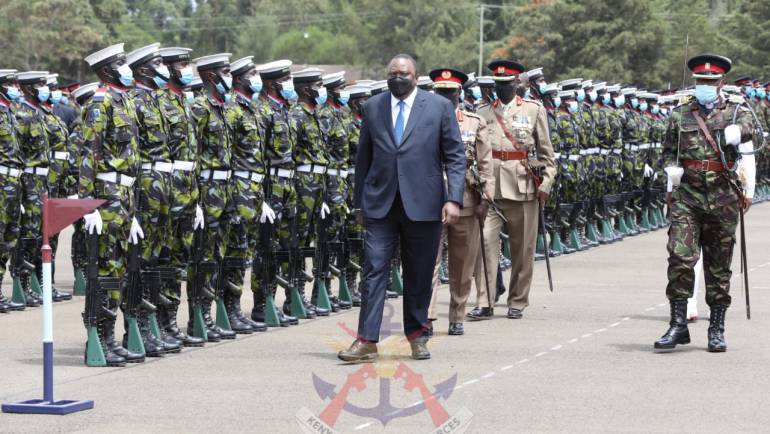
top-left (20, 204), bottom-right (25, 215)
top-left (260, 202), bottom-right (276, 224)
top-left (724, 124), bottom-right (742, 146)
top-left (665, 166), bottom-right (684, 192)
top-left (643, 164), bottom-right (654, 178)
top-left (320, 202), bottom-right (331, 220)
top-left (66, 194), bottom-right (78, 199)
top-left (83, 210), bottom-right (103, 235)
top-left (194, 205), bottom-right (205, 230)
top-left (738, 141), bottom-right (756, 199)
top-left (653, 172), bottom-right (658, 181)
top-left (128, 217), bottom-right (144, 245)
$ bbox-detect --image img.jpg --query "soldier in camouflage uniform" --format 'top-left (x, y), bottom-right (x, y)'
top-left (188, 53), bottom-right (238, 341)
top-left (318, 71), bottom-right (353, 312)
top-left (577, 79), bottom-right (602, 246)
top-left (126, 43), bottom-right (182, 355)
top-left (342, 83), bottom-right (372, 307)
top-left (286, 67), bottom-right (331, 318)
top-left (620, 87), bottom-right (646, 234)
top-left (81, 43), bottom-right (146, 366)
top-left (252, 60), bottom-right (299, 327)
top-left (223, 55), bottom-right (271, 333)
top-left (589, 82), bottom-right (619, 242)
top-left (554, 85), bottom-right (583, 253)
top-left (0, 70), bottom-right (25, 312)
top-left (15, 71), bottom-right (53, 307)
top-left (157, 47), bottom-right (206, 347)
top-left (655, 54), bottom-right (756, 353)
top-left (42, 74), bottom-right (74, 300)
top-left (540, 82), bottom-right (567, 254)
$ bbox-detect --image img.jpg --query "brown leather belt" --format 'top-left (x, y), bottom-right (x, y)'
top-left (492, 150), bottom-right (527, 161)
top-left (681, 159), bottom-right (734, 172)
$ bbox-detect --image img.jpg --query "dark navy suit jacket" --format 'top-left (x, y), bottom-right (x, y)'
top-left (353, 89), bottom-right (465, 221)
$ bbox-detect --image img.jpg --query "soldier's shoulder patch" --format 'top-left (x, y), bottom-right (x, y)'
top-left (91, 88), bottom-right (108, 102)
top-left (87, 107), bottom-right (102, 123)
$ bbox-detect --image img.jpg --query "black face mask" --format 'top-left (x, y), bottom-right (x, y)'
top-left (495, 84), bottom-right (516, 103)
top-left (388, 76), bottom-right (413, 98)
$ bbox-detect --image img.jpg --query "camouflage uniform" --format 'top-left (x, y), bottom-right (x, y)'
top-left (0, 100), bottom-right (23, 290)
top-left (67, 108), bottom-right (88, 274)
top-left (555, 109), bottom-right (581, 202)
top-left (80, 85), bottom-right (139, 309)
top-left (620, 107), bottom-right (645, 192)
top-left (159, 87), bottom-right (199, 295)
top-left (15, 101), bottom-right (51, 288)
top-left (133, 85), bottom-right (171, 267)
top-left (255, 95), bottom-right (296, 306)
top-left (604, 106), bottom-right (625, 195)
top-left (226, 92), bottom-right (265, 301)
top-left (663, 97), bottom-right (754, 305)
top-left (344, 110), bottom-right (364, 293)
top-left (317, 103), bottom-right (350, 242)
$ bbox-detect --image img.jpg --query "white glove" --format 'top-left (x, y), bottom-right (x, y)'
top-left (66, 194), bottom-right (78, 199)
top-left (260, 202), bottom-right (276, 224)
top-left (320, 202), bottom-right (331, 220)
top-left (128, 217), bottom-right (144, 245)
top-left (194, 205), bottom-right (205, 230)
top-left (643, 164), bottom-right (654, 178)
top-left (724, 124), bottom-right (742, 146)
top-left (83, 210), bottom-right (103, 235)
top-left (653, 172), bottom-right (658, 181)
top-left (738, 141), bottom-right (756, 199)
top-left (20, 204), bottom-right (25, 215)
top-left (665, 166), bottom-right (684, 192)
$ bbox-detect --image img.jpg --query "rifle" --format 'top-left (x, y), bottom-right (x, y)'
top-left (189, 225), bottom-right (215, 339)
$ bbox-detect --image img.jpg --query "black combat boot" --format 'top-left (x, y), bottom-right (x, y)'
top-left (225, 292), bottom-right (254, 334)
top-left (707, 305), bottom-right (727, 353)
top-left (203, 301), bottom-right (236, 340)
top-left (346, 269), bottom-right (361, 307)
top-left (654, 300), bottom-right (690, 350)
top-left (98, 319), bottom-right (127, 367)
top-left (20, 274), bottom-right (41, 307)
top-left (187, 299), bottom-right (220, 342)
top-left (135, 312), bottom-right (165, 357)
top-left (163, 301), bottom-right (204, 347)
top-left (0, 289), bottom-right (24, 311)
top-left (105, 316), bottom-right (144, 363)
top-left (46, 262), bottom-right (72, 301)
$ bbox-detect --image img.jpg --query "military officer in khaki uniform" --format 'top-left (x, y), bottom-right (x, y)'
top-left (473, 60), bottom-right (556, 320)
top-left (426, 68), bottom-right (494, 336)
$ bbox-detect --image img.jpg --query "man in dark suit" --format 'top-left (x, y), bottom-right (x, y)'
top-left (338, 54), bottom-right (465, 361)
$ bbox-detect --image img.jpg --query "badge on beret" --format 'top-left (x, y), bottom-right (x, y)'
top-left (705, 62), bottom-right (711, 71)
top-left (442, 70), bottom-right (451, 79)
top-left (497, 66), bottom-right (505, 74)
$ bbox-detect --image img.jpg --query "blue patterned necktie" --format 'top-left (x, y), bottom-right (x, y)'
top-left (394, 100), bottom-right (405, 145)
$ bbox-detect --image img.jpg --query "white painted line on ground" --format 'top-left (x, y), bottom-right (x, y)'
top-left (551, 345), bottom-right (563, 351)
top-left (462, 379), bottom-right (479, 386)
top-left (622, 317), bottom-right (631, 321)
top-left (501, 364), bottom-right (514, 371)
top-left (482, 372), bottom-right (496, 379)
top-left (516, 358), bottom-right (530, 364)
top-left (568, 338), bottom-right (579, 344)
top-left (595, 328), bottom-right (607, 333)
top-left (410, 401), bottom-right (422, 407)
top-left (535, 351), bottom-right (548, 358)
top-left (658, 303), bottom-right (667, 307)
top-left (609, 322), bottom-right (621, 327)
top-left (581, 333), bottom-right (592, 338)
top-left (644, 307), bottom-right (655, 312)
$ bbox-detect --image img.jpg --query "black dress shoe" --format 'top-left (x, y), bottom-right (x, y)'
top-left (448, 323), bottom-right (464, 336)
top-left (277, 310), bottom-right (299, 326)
top-left (386, 290), bottom-right (399, 299)
top-left (0, 295), bottom-right (24, 311)
top-left (466, 307), bottom-right (493, 321)
top-left (52, 287), bottom-right (72, 302)
top-left (506, 308), bottom-right (523, 319)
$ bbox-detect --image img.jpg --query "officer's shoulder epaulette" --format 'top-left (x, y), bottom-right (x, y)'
top-left (727, 94), bottom-right (746, 105)
top-left (461, 110), bottom-right (482, 121)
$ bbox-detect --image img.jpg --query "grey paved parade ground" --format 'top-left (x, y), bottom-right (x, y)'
top-left (2, 204), bottom-right (770, 433)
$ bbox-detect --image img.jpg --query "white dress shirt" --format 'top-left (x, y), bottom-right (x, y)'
top-left (391, 87), bottom-right (418, 129)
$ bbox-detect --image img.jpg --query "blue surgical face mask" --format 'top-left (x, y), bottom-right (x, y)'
top-left (153, 64), bottom-right (170, 88)
top-left (224, 93), bottom-right (231, 104)
top-left (695, 84), bottom-right (718, 105)
top-left (588, 90), bottom-right (598, 102)
top-left (184, 91), bottom-right (194, 104)
top-left (59, 95), bottom-right (68, 106)
top-left (567, 100), bottom-right (578, 113)
top-left (552, 96), bottom-right (561, 108)
top-left (538, 82), bottom-right (547, 94)
top-left (630, 97), bottom-right (639, 109)
top-left (639, 102), bottom-right (648, 112)
top-left (660, 108), bottom-right (668, 116)
top-left (471, 86), bottom-right (481, 100)
top-left (50, 89), bottom-right (62, 104)
top-left (215, 74), bottom-right (232, 95)
top-left (249, 76), bottom-right (263, 94)
top-left (179, 67), bottom-right (194, 85)
top-left (651, 105), bottom-right (660, 115)
top-left (744, 86), bottom-right (755, 97)
top-left (524, 89), bottom-right (531, 99)
top-left (576, 89), bottom-right (585, 102)
top-left (602, 94), bottom-right (611, 105)
top-left (314, 86), bottom-right (327, 106)
top-left (36, 85), bottom-right (50, 103)
top-left (280, 80), bottom-right (297, 101)
top-left (5, 86), bottom-right (20, 101)
top-left (116, 64), bottom-right (134, 87)
top-left (756, 88), bottom-right (766, 99)
top-left (338, 90), bottom-right (350, 106)
top-left (614, 95), bottom-right (625, 107)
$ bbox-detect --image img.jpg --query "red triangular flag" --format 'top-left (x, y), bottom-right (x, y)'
top-left (43, 197), bottom-right (106, 239)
